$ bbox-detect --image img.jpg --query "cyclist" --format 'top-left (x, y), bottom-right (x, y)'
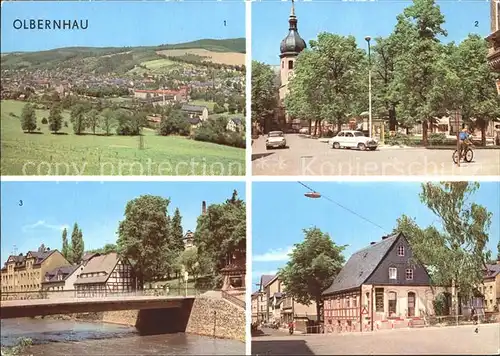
top-left (458, 125), bottom-right (472, 159)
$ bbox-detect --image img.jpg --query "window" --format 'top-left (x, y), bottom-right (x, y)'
top-left (346, 297), bottom-right (350, 307)
top-left (281, 61), bottom-right (284, 69)
top-left (337, 132), bottom-right (345, 137)
top-left (406, 269), bottom-right (414, 280)
top-left (388, 292), bottom-right (397, 316)
top-left (345, 132), bottom-right (354, 137)
top-left (353, 296), bottom-right (357, 308)
top-left (353, 132), bottom-right (364, 137)
top-left (375, 288), bottom-right (384, 312)
top-left (407, 292), bottom-right (416, 317)
top-left (288, 60), bottom-right (293, 70)
top-left (398, 245), bottom-right (405, 256)
top-left (389, 267), bottom-right (397, 280)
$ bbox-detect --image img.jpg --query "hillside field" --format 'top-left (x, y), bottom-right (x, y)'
top-left (156, 49), bottom-right (245, 66)
top-left (0, 100), bottom-right (245, 176)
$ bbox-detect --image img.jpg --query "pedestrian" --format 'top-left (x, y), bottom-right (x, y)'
top-left (471, 306), bottom-right (479, 333)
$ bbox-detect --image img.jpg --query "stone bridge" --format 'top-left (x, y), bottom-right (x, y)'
top-left (0, 295), bottom-right (194, 319)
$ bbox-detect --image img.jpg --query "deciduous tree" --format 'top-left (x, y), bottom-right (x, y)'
top-left (279, 227), bottom-right (347, 325)
top-left (394, 182), bottom-right (492, 314)
top-left (251, 60), bottom-right (278, 130)
top-left (21, 103), bottom-right (37, 133)
top-left (48, 104), bottom-right (63, 133)
top-left (117, 195), bottom-right (173, 286)
top-left (70, 223), bottom-right (85, 264)
top-left (194, 190), bottom-right (245, 288)
top-left (61, 227), bottom-right (71, 262)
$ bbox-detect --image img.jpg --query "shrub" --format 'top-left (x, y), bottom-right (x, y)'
top-left (385, 132), bottom-right (414, 146)
top-left (41, 117), bottom-right (48, 124)
top-left (428, 133), bottom-right (447, 146)
top-left (64, 121), bottom-right (69, 128)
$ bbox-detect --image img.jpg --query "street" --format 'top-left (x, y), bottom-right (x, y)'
top-left (252, 323), bottom-right (500, 355)
top-left (252, 134), bottom-right (500, 176)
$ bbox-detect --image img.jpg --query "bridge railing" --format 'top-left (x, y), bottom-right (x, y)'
top-left (0, 287), bottom-right (207, 301)
top-left (221, 290), bottom-right (246, 309)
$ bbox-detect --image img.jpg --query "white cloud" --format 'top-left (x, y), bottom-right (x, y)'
top-left (22, 220), bottom-right (69, 232)
top-left (253, 246), bottom-right (295, 262)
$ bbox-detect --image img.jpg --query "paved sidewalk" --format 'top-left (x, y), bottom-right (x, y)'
top-left (252, 323), bottom-right (500, 355)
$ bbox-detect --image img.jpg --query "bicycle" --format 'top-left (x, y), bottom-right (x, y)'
top-left (452, 142), bottom-right (474, 164)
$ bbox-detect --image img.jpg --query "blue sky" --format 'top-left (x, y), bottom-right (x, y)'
top-left (0, 181), bottom-right (245, 263)
top-left (252, 182), bottom-right (500, 290)
top-left (1, 1), bottom-right (245, 52)
top-left (253, 0), bottom-right (490, 64)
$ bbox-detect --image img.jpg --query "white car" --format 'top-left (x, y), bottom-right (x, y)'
top-left (328, 130), bottom-right (378, 151)
top-left (266, 131), bottom-right (287, 149)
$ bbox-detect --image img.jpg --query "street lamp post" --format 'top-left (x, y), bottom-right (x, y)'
top-left (365, 36), bottom-right (372, 139)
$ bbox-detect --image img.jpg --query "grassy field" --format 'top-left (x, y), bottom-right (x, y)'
top-left (1, 100), bottom-right (245, 176)
top-left (156, 48), bottom-right (245, 66)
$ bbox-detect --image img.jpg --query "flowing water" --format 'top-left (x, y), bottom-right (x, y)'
top-left (1, 318), bottom-right (245, 355)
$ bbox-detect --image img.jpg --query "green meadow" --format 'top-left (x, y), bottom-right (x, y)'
top-left (1, 100), bottom-right (245, 176)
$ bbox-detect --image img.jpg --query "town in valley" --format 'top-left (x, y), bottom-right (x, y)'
top-left (1, 1), bottom-right (246, 176)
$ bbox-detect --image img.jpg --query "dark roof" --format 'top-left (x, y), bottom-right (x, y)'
top-left (181, 104), bottom-right (207, 113)
top-left (187, 116), bottom-right (201, 125)
top-left (230, 118), bottom-right (243, 125)
top-left (280, 5), bottom-right (306, 57)
top-left (82, 252), bottom-right (100, 262)
top-left (323, 233), bottom-right (401, 295)
top-left (43, 264), bottom-right (80, 284)
top-left (484, 263), bottom-right (500, 279)
top-left (260, 274), bottom-right (276, 289)
top-left (28, 250), bottom-right (56, 265)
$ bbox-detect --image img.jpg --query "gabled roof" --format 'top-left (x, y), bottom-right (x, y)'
top-left (73, 253), bottom-right (119, 285)
top-left (260, 274), bottom-right (276, 289)
top-left (484, 263), bottom-right (500, 279)
top-left (82, 252), bottom-right (100, 262)
top-left (43, 264), bottom-right (80, 284)
top-left (181, 104), bottom-right (207, 113)
top-left (323, 233), bottom-right (401, 295)
top-left (230, 118), bottom-right (243, 125)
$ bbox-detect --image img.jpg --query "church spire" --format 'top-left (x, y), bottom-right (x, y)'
top-left (288, 0), bottom-right (298, 30)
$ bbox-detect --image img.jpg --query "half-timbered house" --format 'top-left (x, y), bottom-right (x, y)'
top-left (73, 252), bottom-right (134, 297)
top-left (322, 232), bottom-right (443, 332)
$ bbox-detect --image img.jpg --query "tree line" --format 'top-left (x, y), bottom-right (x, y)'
top-left (280, 182), bottom-right (496, 323)
top-left (159, 54), bottom-right (246, 73)
top-left (252, 0), bottom-right (500, 145)
top-left (60, 191), bottom-right (245, 290)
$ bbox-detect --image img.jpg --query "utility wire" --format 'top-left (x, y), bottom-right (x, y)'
top-left (298, 181), bottom-right (389, 233)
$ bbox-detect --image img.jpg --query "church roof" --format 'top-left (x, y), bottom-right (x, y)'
top-left (280, 1), bottom-right (306, 58)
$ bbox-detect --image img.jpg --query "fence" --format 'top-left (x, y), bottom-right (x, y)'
top-left (221, 290), bottom-right (245, 309)
top-left (0, 287), bottom-right (206, 301)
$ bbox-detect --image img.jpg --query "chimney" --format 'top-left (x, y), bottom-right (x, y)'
top-left (202, 201), bottom-right (207, 215)
top-left (370, 242), bottom-right (376, 245)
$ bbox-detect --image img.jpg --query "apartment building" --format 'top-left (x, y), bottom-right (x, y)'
top-left (1, 245), bottom-right (70, 296)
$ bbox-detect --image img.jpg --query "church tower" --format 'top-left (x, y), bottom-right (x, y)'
top-left (278, 0), bottom-right (306, 102)
top-left (277, 0), bottom-right (306, 130)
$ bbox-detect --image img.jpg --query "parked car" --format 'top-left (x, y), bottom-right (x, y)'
top-left (266, 131), bottom-right (287, 149)
top-left (328, 130), bottom-right (378, 151)
top-left (299, 127), bottom-right (309, 134)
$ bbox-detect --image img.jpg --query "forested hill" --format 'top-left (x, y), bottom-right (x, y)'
top-left (0, 38), bottom-right (246, 71)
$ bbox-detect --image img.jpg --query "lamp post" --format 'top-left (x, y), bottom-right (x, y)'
top-left (365, 36), bottom-right (372, 139)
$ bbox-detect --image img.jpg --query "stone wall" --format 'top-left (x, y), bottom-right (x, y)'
top-left (186, 296), bottom-right (245, 342)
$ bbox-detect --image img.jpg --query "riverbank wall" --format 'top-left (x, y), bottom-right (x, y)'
top-left (37, 296), bottom-right (244, 341)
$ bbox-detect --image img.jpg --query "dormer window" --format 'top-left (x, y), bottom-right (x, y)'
top-left (57, 274), bottom-right (63, 281)
top-left (389, 267), bottom-right (397, 280)
top-left (405, 269), bottom-right (414, 280)
top-left (398, 245), bottom-right (405, 256)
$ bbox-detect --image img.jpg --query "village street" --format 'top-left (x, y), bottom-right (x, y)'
top-left (252, 134), bottom-right (500, 176)
top-left (252, 323), bottom-right (500, 355)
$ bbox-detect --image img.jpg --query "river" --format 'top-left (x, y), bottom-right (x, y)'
top-left (1, 319), bottom-right (245, 355)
